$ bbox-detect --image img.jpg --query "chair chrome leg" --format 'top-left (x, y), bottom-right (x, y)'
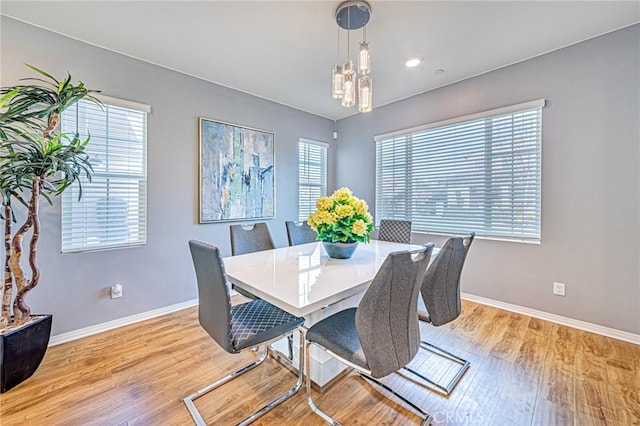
top-left (305, 341), bottom-right (431, 425)
top-left (287, 333), bottom-right (294, 360)
top-left (184, 346), bottom-right (268, 425)
top-left (402, 340), bottom-right (470, 396)
top-left (305, 341), bottom-right (341, 426)
top-left (267, 333), bottom-right (296, 363)
top-left (357, 372), bottom-right (433, 426)
top-left (237, 330), bottom-right (305, 426)
top-left (184, 333), bottom-right (304, 426)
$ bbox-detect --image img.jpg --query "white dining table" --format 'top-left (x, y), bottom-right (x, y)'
top-left (223, 240), bottom-right (436, 387)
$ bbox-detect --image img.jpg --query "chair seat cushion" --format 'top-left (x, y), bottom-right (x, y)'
top-left (231, 299), bottom-right (304, 351)
top-left (306, 308), bottom-right (368, 371)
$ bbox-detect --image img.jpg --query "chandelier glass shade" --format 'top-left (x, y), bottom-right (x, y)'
top-left (358, 75), bottom-right (372, 113)
top-left (331, 65), bottom-right (344, 99)
top-left (341, 60), bottom-right (356, 107)
top-left (332, 1), bottom-right (373, 113)
top-left (358, 41), bottom-right (371, 75)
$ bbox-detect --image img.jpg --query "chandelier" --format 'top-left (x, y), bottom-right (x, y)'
top-left (331, 1), bottom-right (372, 113)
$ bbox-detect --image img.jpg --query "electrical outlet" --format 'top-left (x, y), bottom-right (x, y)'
top-left (110, 283), bottom-right (123, 299)
top-left (553, 282), bottom-right (565, 296)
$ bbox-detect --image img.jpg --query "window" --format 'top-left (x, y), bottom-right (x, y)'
top-left (298, 138), bottom-right (328, 221)
top-left (375, 99), bottom-right (544, 242)
top-left (61, 96), bottom-right (149, 252)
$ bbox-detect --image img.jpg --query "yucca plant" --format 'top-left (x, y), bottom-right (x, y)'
top-left (0, 65), bottom-right (99, 329)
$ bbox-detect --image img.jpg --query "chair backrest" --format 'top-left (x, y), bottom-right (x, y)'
top-left (188, 240), bottom-right (235, 354)
top-left (355, 244), bottom-right (434, 378)
top-left (229, 223), bottom-right (275, 256)
top-left (378, 220), bottom-right (412, 244)
top-left (285, 220), bottom-right (317, 246)
top-left (421, 233), bottom-right (475, 326)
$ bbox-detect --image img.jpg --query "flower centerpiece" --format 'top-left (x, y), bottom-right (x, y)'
top-left (307, 187), bottom-right (374, 259)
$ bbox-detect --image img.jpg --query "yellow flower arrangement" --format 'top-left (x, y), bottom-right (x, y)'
top-left (308, 187), bottom-right (374, 243)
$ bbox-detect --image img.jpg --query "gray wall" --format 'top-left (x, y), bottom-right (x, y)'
top-left (336, 25), bottom-right (640, 334)
top-left (0, 17), bottom-right (334, 334)
top-left (2, 16), bottom-right (638, 337)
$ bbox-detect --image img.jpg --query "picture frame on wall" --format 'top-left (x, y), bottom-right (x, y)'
top-left (199, 117), bottom-right (275, 223)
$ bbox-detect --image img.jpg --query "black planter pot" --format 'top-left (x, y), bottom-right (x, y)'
top-left (0, 314), bottom-right (52, 393)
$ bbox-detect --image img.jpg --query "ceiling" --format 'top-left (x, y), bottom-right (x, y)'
top-left (1, 1), bottom-right (638, 120)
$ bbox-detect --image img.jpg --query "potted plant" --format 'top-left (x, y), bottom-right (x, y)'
top-left (0, 65), bottom-right (99, 392)
top-left (307, 187), bottom-right (374, 259)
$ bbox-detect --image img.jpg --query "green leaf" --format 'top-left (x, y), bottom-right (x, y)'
top-left (24, 63), bottom-right (58, 84)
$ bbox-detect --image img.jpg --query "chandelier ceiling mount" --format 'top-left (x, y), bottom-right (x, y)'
top-left (336, 1), bottom-right (371, 30)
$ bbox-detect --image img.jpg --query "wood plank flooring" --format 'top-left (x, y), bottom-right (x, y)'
top-left (1, 300), bottom-right (638, 425)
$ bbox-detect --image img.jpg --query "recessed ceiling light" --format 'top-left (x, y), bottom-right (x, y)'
top-left (434, 68), bottom-right (445, 75)
top-left (405, 57), bottom-right (423, 68)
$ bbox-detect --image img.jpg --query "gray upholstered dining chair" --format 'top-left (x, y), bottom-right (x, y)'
top-left (229, 222), bottom-right (298, 360)
top-left (229, 222), bottom-right (276, 300)
top-left (285, 220), bottom-right (317, 246)
top-left (378, 219), bottom-right (412, 244)
top-left (229, 222), bottom-right (275, 256)
top-left (403, 232), bottom-right (475, 396)
top-left (305, 244), bottom-right (435, 425)
top-left (184, 240), bottom-right (305, 426)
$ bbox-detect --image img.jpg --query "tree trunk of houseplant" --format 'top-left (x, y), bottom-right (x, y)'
top-left (9, 177), bottom-right (42, 324)
top-left (1, 204), bottom-right (12, 328)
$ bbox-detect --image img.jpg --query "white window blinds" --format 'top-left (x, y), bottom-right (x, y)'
top-left (298, 139), bottom-right (328, 222)
top-left (375, 100), bottom-right (543, 241)
top-left (61, 97), bottom-right (148, 253)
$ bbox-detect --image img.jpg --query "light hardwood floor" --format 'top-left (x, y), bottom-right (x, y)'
top-left (1, 300), bottom-right (638, 425)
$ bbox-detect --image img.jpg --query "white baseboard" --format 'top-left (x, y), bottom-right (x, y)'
top-left (49, 293), bottom-right (639, 348)
top-left (461, 292), bottom-right (640, 345)
top-left (48, 299), bottom-right (198, 347)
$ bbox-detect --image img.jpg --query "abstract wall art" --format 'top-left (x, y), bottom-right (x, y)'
top-left (199, 118), bottom-right (275, 223)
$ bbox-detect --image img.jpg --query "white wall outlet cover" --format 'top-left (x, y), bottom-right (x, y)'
top-left (553, 282), bottom-right (565, 296)
top-left (111, 284), bottom-right (123, 298)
